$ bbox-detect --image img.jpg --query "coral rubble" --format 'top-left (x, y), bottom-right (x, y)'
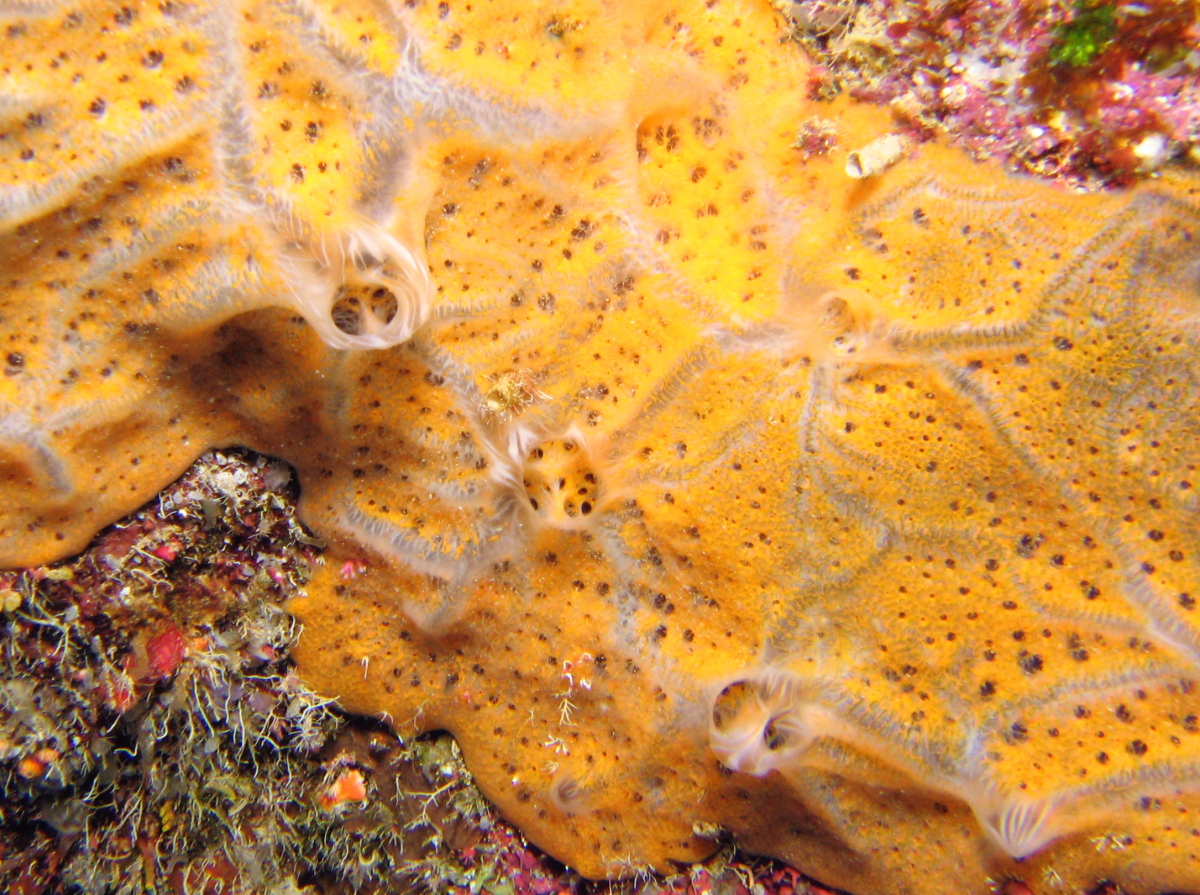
top-left (2, 0), bottom-right (1200, 894)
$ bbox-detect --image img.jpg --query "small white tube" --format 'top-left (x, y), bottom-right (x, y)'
top-left (845, 133), bottom-right (907, 179)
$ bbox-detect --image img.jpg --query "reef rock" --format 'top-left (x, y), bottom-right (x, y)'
top-left (2, 0), bottom-right (1199, 893)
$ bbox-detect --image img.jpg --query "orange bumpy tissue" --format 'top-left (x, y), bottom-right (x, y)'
top-left (2, 0), bottom-right (1200, 893)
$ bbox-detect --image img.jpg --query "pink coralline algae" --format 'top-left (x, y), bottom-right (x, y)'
top-left (782, 0), bottom-right (1200, 186)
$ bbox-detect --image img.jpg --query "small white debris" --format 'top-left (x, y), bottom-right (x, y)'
top-left (1133, 132), bottom-right (1168, 170)
top-left (846, 133), bottom-right (907, 179)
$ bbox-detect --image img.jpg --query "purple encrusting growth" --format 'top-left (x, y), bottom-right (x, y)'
top-left (781, 0), bottom-right (1200, 187)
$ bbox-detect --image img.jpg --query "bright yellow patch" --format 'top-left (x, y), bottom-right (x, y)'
top-left (2, 1), bottom-right (1200, 894)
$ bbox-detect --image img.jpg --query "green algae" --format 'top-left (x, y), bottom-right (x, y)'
top-left (1048, 2), bottom-right (1117, 67)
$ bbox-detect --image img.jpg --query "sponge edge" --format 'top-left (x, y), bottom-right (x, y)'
top-left (270, 220), bottom-right (434, 351)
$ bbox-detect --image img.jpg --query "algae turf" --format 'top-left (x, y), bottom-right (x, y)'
top-left (0, 449), bottom-right (448, 894)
